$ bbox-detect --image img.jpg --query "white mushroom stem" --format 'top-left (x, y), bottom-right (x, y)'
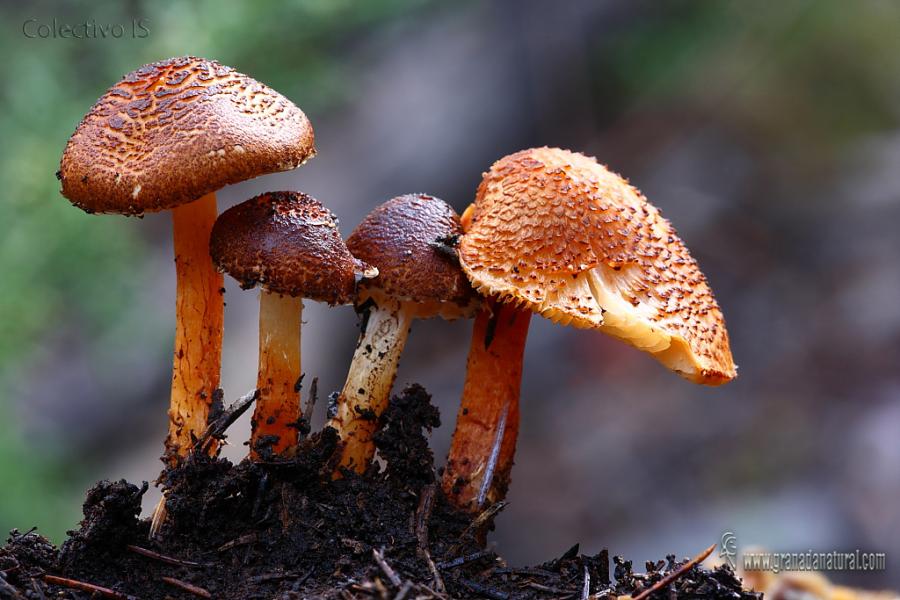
top-left (250, 291), bottom-right (303, 459)
top-left (165, 191), bottom-right (224, 463)
top-left (330, 299), bottom-right (412, 473)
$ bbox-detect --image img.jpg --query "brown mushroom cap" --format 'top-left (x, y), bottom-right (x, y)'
top-left (459, 147), bottom-right (736, 384)
top-left (210, 191), bottom-right (373, 305)
top-left (346, 194), bottom-right (479, 320)
top-left (59, 56), bottom-right (315, 215)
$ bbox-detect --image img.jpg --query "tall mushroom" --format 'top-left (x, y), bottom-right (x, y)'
top-left (58, 57), bottom-right (315, 463)
top-left (442, 147), bottom-right (736, 511)
top-left (329, 194), bottom-right (478, 473)
top-left (210, 191), bottom-right (375, 459)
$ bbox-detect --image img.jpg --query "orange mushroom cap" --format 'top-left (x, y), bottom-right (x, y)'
top-left (209, 191), bottom-right (374, 305)
top-left (347, 193), bottom-right (479, 320)
top-left (59, 56), bottom-right (315, 215)
top-left (459, 147), bottom-right (736, 385)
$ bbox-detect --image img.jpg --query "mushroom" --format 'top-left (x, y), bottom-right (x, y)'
top-left (58, 57), bottom-right (315, 463)
top-left (442, 147), bottom-right (736, 511)
top-left (329, 193), bottom-right (478, 473)
top-left (209, 191), bottom-right (375, 459)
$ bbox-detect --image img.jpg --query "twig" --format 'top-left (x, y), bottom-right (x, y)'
top-left (30, 578), bottom-right (47, 600)
top-left (414, 485), bottom-right (446, 593)
top-left (347, 583), bottom-right (374, 596)
top-left (525, 581), bottom-right (576, 596)
top-left (349, 580), bottom-right (386, 596)
top-left (373, 548), bottom-right (402, 587)
top-left (217, 532), bottom-right (257, 552)
top-left (43, 574), bottom-right (137, 600)
top-left (126, 545), bottom-right (208, 568)
top-left (414, 485), bottom-right (435, 550)
top-left (248, 572), bottom-right (292, 584)
top-left (631, 543), bottom-right (716, 600)
top-left (248, 567), bottom-right (313, 585)
top-left (9, 527), bottom-right (38, 541)
top-left (251, 472), bottom-right (269, 520)
top-left (0, 574), bottom-right (25, 600)
top-left (435, 549), bottom-right (494, 570)
top-left (193, 389), bottom-right (259, 455)
top-left (465, 500), bottom-right (507, 535)
top-left (582, 565), bottom-right (591, 600)
top-left (449, 501), bottom-right (507, 555)
top-left (295, 376), bottom-right (318, 438)
top-left (149, 496), bottom-right (167, 540)
top-left (457, 577), bottom-right (509, 600)
top-left (493, 566), bottom-right (556, 578)
top-left (393, 580), bottom-right (414, 600)
top-left (419, 581), bottom-right (451, 600)
top-left (423, 545), bottom-right (445, 592)
top-left (304, 377), bottom-right (318, 418)
top-left (160, 576), bottom-right (212, 598)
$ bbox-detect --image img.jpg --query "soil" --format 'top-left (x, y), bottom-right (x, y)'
top-left (0, 384), bottom-right (761, 599)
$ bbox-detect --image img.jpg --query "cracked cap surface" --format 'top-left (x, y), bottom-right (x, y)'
top-left (459, 147), bottom-right (736, 385)
top-left (210, 191), bottom-right (374, 305)
top-left (347, 193), bottom-right (479, 320)
top-left (59, 56), bottom-right (315, 215)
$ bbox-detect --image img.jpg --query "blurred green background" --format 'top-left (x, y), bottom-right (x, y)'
top-left (2, 0), bottom-right (900, 588)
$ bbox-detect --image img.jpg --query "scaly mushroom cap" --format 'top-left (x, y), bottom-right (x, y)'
top-left (459, 147), bottom-right (736, 385)
top-left (210, 191), bottom-right (374, 305)
top-left (59, 56), bottom-right (315, 215)
top-left (347, 193), bottom-right (479, 320)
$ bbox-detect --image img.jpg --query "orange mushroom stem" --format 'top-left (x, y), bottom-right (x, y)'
top-left (167, 192), bottom-right (224, 462)
top-left (210, 191), bottom-right (372, 460)
top-left (442, 299), bottom-right (531, 511)
top-left (252, 291), bottom-right (303, 458)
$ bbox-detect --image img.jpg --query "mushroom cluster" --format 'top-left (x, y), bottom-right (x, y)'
top-left (59, 56), bottom-right (315, 464)
top-left (58, 58), bottom-right (735, 532)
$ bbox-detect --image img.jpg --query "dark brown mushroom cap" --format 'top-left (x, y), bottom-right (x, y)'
top-left (209, 191), bottom-right (374, 305)
top-left (460, 147), bottom-right (736, 385)
top-left (59, 56), bottom-right (315, 215)
top-left (346, 194), bottom-right (479, 320)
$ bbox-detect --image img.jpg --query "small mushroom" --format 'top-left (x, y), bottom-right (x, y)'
top-left (58, 57), bottom-right (315, 463)
top-left (210, 191), bottom-right (374, 459)
top-left (329, 194), bottom-right (478, 473)
top-left (443, 147), bottom-right (737, 511)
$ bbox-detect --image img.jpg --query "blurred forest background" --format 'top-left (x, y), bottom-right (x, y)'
top-left (2, 0), bottom-right (900, 588)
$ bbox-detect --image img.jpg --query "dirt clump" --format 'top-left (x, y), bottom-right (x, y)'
top-left (0, 385), bottom-right (759, 599)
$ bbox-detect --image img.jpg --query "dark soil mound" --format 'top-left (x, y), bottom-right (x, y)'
top-left (0, 385), bottom-right (760, 599)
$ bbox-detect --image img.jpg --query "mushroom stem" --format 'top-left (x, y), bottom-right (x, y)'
top-left (251, 291), bottom-right (303, 459)
top-left (165, 192), bottom-right (224, 464)
top-left (330, 300), bottom-right (412, 473)
top-left (442, 299), bottom-right (532, 511)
